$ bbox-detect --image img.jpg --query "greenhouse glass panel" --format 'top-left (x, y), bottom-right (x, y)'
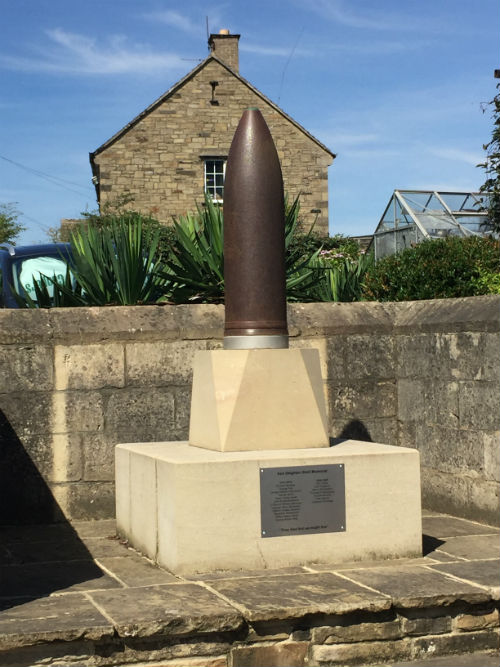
top-left (440, 193), bottom-right (469, 211)
top-left (394, 199), bottom-right (409, 228)
top-left (374, 231), bottom-right (395, 259)
top-left (422, 194), bottom-right (443, 212)
top-left (394, 227), bottom-right (415, 253)
top-left (399, 192), bottom-right (431, 212)
top-left (454, 215), bottom-right (492, 234)
top-left (380, 201), bottom-right (395, 230)
top-left (372, 189), bottom-right (493, 261)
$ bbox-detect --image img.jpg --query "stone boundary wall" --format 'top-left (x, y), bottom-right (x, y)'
top-left (0, 296), bottom-right (498, 524)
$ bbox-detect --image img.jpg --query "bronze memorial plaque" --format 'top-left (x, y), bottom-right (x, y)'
top-left (260, 464), bottom-right (346, 538)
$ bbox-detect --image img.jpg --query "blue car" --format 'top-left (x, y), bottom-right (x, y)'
top-left (0, 243), bottom-right (72, 307)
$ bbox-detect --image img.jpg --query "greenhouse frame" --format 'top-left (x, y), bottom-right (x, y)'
top-left (372, 190), bottom-right (493, 260)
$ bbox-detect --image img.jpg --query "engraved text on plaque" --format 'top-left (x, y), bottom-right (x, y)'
top-left (260, 464), bottom-right (346, 538)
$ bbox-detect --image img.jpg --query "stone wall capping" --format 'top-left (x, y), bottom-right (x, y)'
top-left (2, 296), bottom-right (497, 344)
top-left (393, 295), bottom-right (500, 334)
top-left (287, 301), bottom-right (395, 336)
top-left (0, 308), bottom-right (52, 344)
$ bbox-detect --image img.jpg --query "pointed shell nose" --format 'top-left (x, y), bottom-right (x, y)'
top-left (223, 108), bottom-right (288, 349)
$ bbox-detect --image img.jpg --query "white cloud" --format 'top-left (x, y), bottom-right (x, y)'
top-left (0, 28), bottom-right (186, 75)
top-left (305, 0), bottom-right (402, 31)
top-left (329, 40), bottom-right (424, 56)
top-left (143, 10), bottom-right (202, 36)
top-left (345, 147), bottom-right (402, 160)
top-left (427, 147), bottom-right (483, 167)
top-left (411, 180), bottom-right (482, 192)
top-left (240, 43), bottom-right (311, 57)
top-left (142, 8), bottom-right (229, 38)
top-left (316, 131), bottom-right (380, 148)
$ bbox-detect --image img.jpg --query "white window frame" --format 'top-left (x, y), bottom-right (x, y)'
top-left (204, 158), bottom-right (226, 203)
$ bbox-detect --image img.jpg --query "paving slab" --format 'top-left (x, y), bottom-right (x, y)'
top-left (2, 535), bottom-right (135, 565)
top-left (206, 572), bottom-right (391, 621)
top-left (80, 536), bottom-right (141, 559)
top-left (88, 583), bottom-right (245, 638)
top-left (341, 565), bottom-right (491, 607)
top-left (306, 557), bottom-right (433, 571)
top-left (1, 537), bottom-right (96, 565)
top-left (0, 560), bottom-right (121, 598)
top-left (422, 534), bottom-right (447, 557)
top-left (422, 515), bottom-right (500, 538)
top-left (0, 594), bottom-right (113, 650)
top-left (0, 523), bottom-right (78, 543)
top-left (389, 650), bottom-right (500, 666)
top-left (424, 550), bottom-right (466, 563)
top-left (430, 559), bottom-right (500, 598)
top-left (71, 519), bottom-right (117, 538)
top-left (185, 566), bottom-right (308, 581)
top-left (435, 534), bottom-right (500, 561)
top-left (96, 556), bottom-right (179, 587)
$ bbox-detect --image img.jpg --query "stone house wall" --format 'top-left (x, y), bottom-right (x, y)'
top-left (0, 296), bottom-right (498, 525)
top-left (91, 59), bottom-right (333, 234)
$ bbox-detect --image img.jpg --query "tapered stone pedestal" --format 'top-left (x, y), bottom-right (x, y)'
top-left (189, 349), bottom-right (329, 451)
top-left (115, 440), bottom-right (422, 575)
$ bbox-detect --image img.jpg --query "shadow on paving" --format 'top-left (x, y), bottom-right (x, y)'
top-left (0, 410), bottom-right (105, 610)
top-left (422, 534), bottom-right (446, 555)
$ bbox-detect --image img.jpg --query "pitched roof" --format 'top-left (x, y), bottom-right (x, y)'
top-left (89, 55), bottom-right (336, 163)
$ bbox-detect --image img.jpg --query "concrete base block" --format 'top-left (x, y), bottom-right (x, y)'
top-left (189, 349), bottom-right (329, 451)
top-left (116, 440), bottom-right (422, 575)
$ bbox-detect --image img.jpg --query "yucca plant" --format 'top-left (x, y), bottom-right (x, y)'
top-left (283, 195), bottom-right (322, 301)
top-left (165, 193), bottom-right (319, 303)
top-left (69, 218), bottom-right (168, 305)
top-left (166, 195), bottom-right (225, 303)
top-left (307, 252), bottom-right (374, 302)
top-left (15, 216), bottom-right (169, 307)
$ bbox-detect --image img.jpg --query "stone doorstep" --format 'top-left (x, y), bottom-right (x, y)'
top-left (0, 517), bottom-right (499, 667)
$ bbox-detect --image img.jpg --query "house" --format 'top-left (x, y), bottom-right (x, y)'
top-left (89, 30), bottom-right (335, 234)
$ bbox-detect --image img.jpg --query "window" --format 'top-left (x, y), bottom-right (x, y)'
top-left (13, 256), bottom-right (69, 302)
top-left (204, 159), bottom-right (226, 203)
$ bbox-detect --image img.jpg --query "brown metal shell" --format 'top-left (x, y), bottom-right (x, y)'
top-left (223, 108), bottom-right (288, 338)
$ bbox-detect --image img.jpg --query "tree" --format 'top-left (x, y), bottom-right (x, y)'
top-left (478, 83), bottom-right (500, 232)
top-left (0, 202), bottom-right (26, 245)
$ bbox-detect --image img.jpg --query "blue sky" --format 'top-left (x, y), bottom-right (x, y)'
top-left (1, 0), bottom-right (498, 244)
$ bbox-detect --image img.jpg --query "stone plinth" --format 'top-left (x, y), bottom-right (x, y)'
top-left (115, 440), bottom-right (422, 575)
top-left (189, 349), bottom-right (329, 452)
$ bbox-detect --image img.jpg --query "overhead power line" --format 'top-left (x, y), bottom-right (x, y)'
top-left (277, 27), bottom-right (304, 106)
top-left (0, 154), bottom-right (94, 198)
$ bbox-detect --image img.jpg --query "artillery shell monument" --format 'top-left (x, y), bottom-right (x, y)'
top-left (115, 109), bottom-right (422, 574)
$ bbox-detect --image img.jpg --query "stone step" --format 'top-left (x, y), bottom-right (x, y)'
top-left (0, 515), bottom-right (498, 667)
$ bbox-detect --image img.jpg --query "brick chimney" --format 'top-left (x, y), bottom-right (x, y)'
top-left (208, 29), bottom-right (240, 73)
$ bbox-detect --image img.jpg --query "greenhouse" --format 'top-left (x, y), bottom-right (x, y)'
top-left (372, 190), bottom-right (493, 260)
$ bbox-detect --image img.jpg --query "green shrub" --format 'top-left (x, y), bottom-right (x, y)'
top-left (288, 231), bottom-right (360, 264)
top-left (80, 207), bottom-right (176, 262)
top-left (472, 268), bottom-right (500, 294)
top-left (363, 236), bottom-right (500, 301)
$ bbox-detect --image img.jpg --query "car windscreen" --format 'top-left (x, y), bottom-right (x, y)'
top-left (12, 256), bottom-right (69, 301)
